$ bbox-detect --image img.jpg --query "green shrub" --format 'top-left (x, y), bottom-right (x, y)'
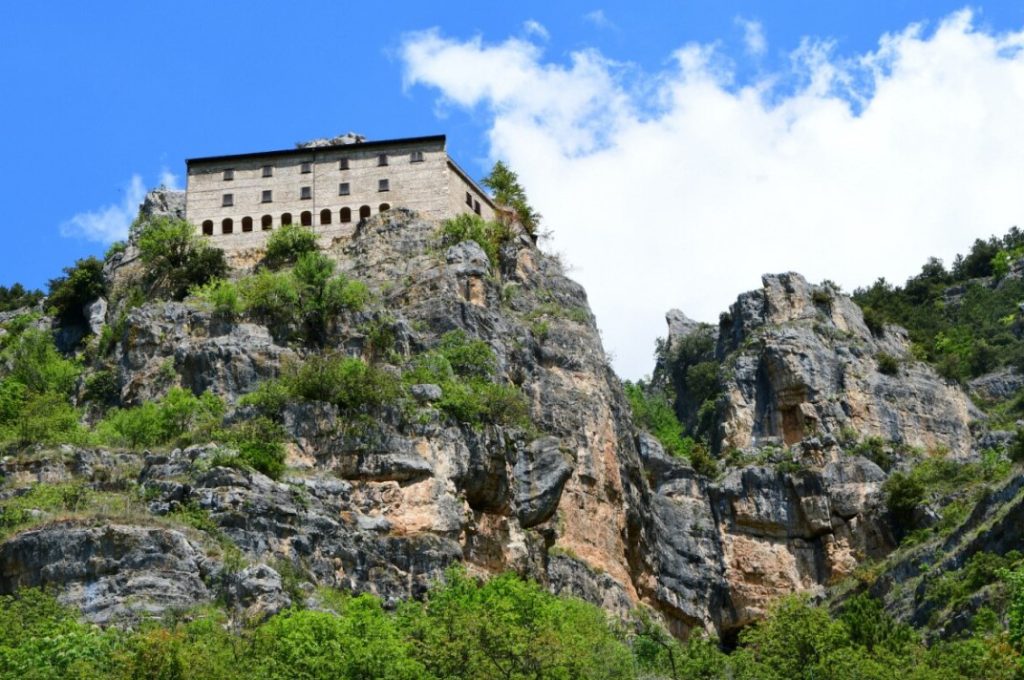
top-left (0, 283), bottom-right (43, 313)
top-left (237, 270), bottom-right (300, 330)
top-left (435, 330), bottom-right (496, 379)
top-left (83, 370), bottom-right (120, 407)
top-left (438, 213), bottom-right (512, 266)
top-left (191, 278), bottom-right (242, 318)
top-left (216, 417), bottom-right (288, 479)
top-left (136, 217), bottom-right (228, 300)
top-left (47, 256), bottom-right (105, 326)
top-left (96, 387), bottom-right (225, 449)
top-left (5, 328), bottom-right (81, 395)
top-left (876, 352), bottom-right (901, 376)
top-left (850, 436), bottom-right (895, 472)
top-left (239, 379), bottom-right (292, 419)
top-left (262, 225), bottom-right (318, 269)
top-left (285, 355), bottom-right (401, 413)
top-left (884, 471), bottom-right (927, 530)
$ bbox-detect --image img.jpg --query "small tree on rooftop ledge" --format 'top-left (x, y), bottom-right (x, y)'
top-left (482, 160), bottom-right (541, 238)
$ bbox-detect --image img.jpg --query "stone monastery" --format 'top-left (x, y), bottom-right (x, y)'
top-left (186, 134), bottom-right (497, 249)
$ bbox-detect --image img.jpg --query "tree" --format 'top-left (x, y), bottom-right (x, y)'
top-left (482, 161), bottom-right (541, 237)
top-left (47, 257), bottom-right (105, 325)
top-left (136, 217), bottom-right (227, 300)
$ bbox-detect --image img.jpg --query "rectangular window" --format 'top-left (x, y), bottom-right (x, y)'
top-left (338, 182), bottom-right (350, 196)
top-left (301, 162), bottom-right (312, 174)
top-left (410, 151), bottom-right (424, 163)
top-left (338, 158), bottom-right (349, 170)
top-left (262, 165), bottom-right (273, 177)
top-left (261, 190), bottom-right (272, 203)
top-left (378, 154), bottom-right (388, 166)
top-left (466, 192), bottom-right (472, 206)
top-left (223, 169), bottom-right (234, 181)
top-left (222, 193), bottom-right (233, 207)
top-left (474, 200), bottom-right (481, 215)
top-left (378, 179), bottom-right (390, 192)
top-left (300, 186), bottom-right (312, 200)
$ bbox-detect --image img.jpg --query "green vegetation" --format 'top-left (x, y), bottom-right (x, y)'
top-left (853, 228), bottom-right (1024, 382)
top-left (47, 256), bottom-right (105, 326)
top-left (0, 327), bottom-right (85, 446)
top-left (483, 160), bottom-right (542, 237)
top-left (262, 225), bottom-right (319, 269)
top-left (192, 251), bottom-right (369, 345)
top-left (624, 382), bottom-right (717, 476)
top-left (0, 283), bottom-right (43, 313)
top-left (95, 387), bottom-right (224, 449)
top-left (1, 575), bottom-right (1020, 679)
top-left (438, 212), bottom-right (514, 266)
top-left (136, 217), bottom-right (228, 300)
top-left (403, 330), bottom-right (529, 427)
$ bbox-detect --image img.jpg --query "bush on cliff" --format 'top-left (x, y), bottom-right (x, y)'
top-left (438, 213), bottom-right (513, 267)
top-left (0, 283), bottom-right (43, 313)
top-left (137, 217), bottom-right (227, 300)
top-left (262, 225), bottom-right (318, 270)
top-left (47, 256), bottom-right (105, 326)
top-left (96, 387), bottom-right (224, 449)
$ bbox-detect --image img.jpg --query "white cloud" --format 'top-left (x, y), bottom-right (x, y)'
top-left (737, 17), bottom-right (767, 56)
top-left (523, 19), bottom-right (549, 41)
top-left (401, 10), bottom-right (1024, 380)
top-left (158, 167), bottom-right (182, 190)
top-left (60, 175), bottom-right (147, 244)
top-left (584, 10), bottom-right (615, 30)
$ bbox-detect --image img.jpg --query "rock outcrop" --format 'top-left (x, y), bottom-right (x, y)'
top-left (0, 210), bottom-right (986, 639)
top-left (710, 273), bottom-right (978, 457)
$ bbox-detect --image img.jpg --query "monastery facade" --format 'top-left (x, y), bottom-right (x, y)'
top-left (185, 135), bottom-right (497, 249)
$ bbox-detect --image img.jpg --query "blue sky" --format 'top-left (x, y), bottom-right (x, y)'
top-left (3, 2), bottom-right (1024, 377)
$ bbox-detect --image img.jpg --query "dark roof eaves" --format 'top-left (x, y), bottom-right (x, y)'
top-left (186, 134), bottom-right (447, 166)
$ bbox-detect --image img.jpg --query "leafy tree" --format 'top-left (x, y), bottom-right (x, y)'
top-left (136, 217), bottom-right (227, 300)
top-left (482, 161), bottom-right (541, 236)
top-left (0, 283), bottom-right (43, 313)
top-left (262, 225), bottom-right (318, 270)
top-left (47, 256), bottom-right (105, 325)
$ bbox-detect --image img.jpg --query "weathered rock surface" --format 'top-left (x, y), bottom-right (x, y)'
top-left (712, 273), bottom-right (978, 457)
top-left (0, 211), bottom-right (976, 640)
top-left (0, 523), bottom-right (214, 623)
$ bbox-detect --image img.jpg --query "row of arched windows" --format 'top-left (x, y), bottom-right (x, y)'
top-left (201, 204), bottom-right (391, 236)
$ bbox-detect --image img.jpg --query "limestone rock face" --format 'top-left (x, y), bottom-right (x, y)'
top-left (714, 273), bottom-right (978, 457)
top-left (0, 523), bottom-right (214, 623)
top-left (138, 187), bottom-right (186, 222)
top-left (638, 433), bottom-right (891, 634)
top-left (0, 213), bottom-right (970, 639)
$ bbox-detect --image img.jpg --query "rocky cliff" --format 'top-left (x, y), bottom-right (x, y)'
top-left (0, 194), bottom-right (998, 641)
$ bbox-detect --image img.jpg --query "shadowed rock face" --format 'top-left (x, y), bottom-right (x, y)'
top-left (0, 211), bottom-right (975, 638)
top-left (712, 273), bottom-right (978, 457)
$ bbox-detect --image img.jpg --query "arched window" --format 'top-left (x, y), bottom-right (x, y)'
top-left (262, 215), bottom-right (273, 230)
top-left (320, 209), bottom-right (332, 225)
top-left (359, 205), bottom-right (371, 220)
top-left (202, 220), bottom-right (213, 236)
top-left (300, 211), bottom-right (312, 227)
top-left (379, 203), bottom-right (391, 213)
top-left (281, 213), bottom-right (292, 226)
top-left (242, 216), bottom-right (253, 232)
top-left (222, 218), bottom-right (233, 235)
top-left (340, 207), bottom-right (352, 223)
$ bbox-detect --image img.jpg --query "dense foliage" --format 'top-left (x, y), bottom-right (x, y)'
top-left (193, 251), bottom-right (369, 345)
top-left (261, 225), bottom-right (319, 270)
top-left (136, 217), bottom-right (228, 300)
top-left (1, 572), bottom-right (1020, 679)
top-left (47, 256), bottom-right (105, 325)
top-left (853, 227), bottom-right (1024, 382)
top-left (0, 283), bottom-right (43, 313)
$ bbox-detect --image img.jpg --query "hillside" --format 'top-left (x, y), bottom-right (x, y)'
top-left (2, 195), bottom-right (1024, 677)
